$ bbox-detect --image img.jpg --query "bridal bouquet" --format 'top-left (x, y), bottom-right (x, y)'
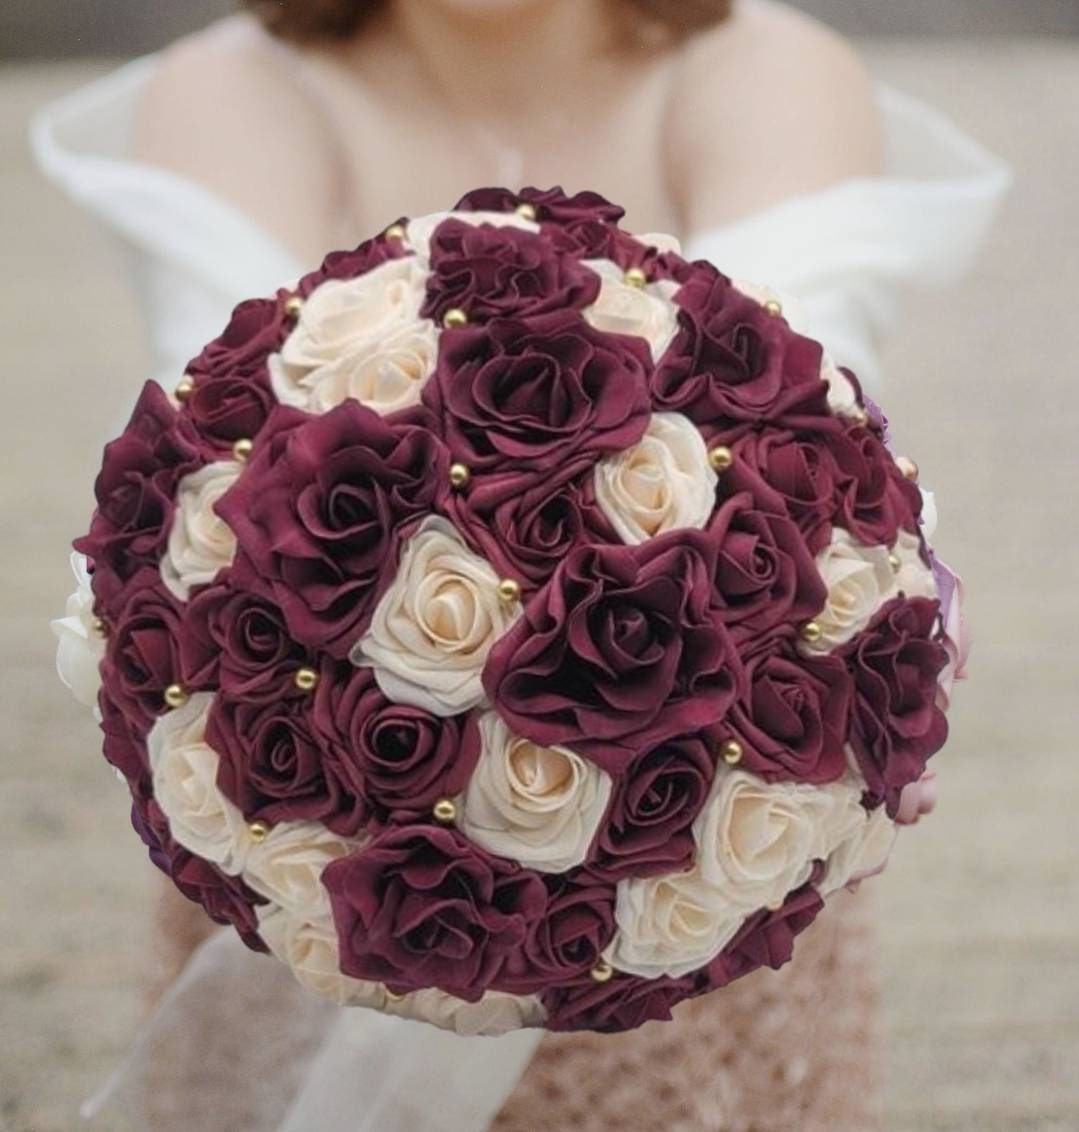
top-left (54, 187), bottom-right (965, 1035)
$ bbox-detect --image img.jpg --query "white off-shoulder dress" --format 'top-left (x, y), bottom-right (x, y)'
top-left (33, 24), bottom-right (1009, 1132)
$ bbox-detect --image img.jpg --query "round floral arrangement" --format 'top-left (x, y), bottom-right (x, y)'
top-left (54, 187), bottom-right (964, 1036)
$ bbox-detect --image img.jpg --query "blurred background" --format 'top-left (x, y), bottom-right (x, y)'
top-left (1, 3), bottom-right (1077, 1131)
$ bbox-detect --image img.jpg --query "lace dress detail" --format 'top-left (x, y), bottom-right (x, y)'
top-left (34, 20), bottom-right (1008, 1131)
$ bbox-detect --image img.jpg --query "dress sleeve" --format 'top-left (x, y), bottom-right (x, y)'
top-left (683, 85), bottom-right (1012, 391)
top-left (31, 57), bottom-right (302, 381)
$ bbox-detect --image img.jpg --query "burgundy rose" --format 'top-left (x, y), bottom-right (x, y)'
top-left (100, 574), bottom-right (185, 730)
top-left (207, 694), bottom-right (367, 836)
top-left (217, 401), bottom-right (448, 658)
top-left (179, 581), bottom-right (310, 700)
top-left (169, 848), bottom-right (268, 953)
top-left (98, 688), bottom-right (149, 783)
top-left (76, 383), bottom-right (200, 615)
top-left (707, 488), bottom-right (827, 643)
top-left (183, 298), bottom-right (286, 451)
top-left (324, 825), bottom-right (548, 1000)
top-left (823, 425), bottom-right (922, 547)
top-left (421, 219), bottom-right (599, 325)
top-left (724, 639), bottom-right (851, 785)
top-left (453, 185), bottom-right (625, 226)
top-left (129, 785), bottom-right (171, 875)
top-left (441, 458), bottom-right (619, 593)
top-left (499, 875), bottom-right (616, 994)
top-left (423, 312), bottom-right (651, 480)
top-left (589, 733), bottom-right (716, 880)
top-left (483, 531), bottom-right (741, 772)
top-left (705, 882), bottom-right (824, 988)
top-left (543, 969), bottom-right (697, 1034)
top-left (838, 597), bottom-right (949, 816)
top-left (718, 428), bottom-right (842, 556)
top-left (295, 230), bottom-right (410, 294)
top-left (652, 269), bottom-right (828, 427)
top-left (311, 663), bottom-right (479, 819)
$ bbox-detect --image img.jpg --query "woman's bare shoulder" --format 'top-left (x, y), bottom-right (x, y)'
top-left (669, 0), bottom-right (884, 233)
top-left (134, 17), bottom-right (348, 259)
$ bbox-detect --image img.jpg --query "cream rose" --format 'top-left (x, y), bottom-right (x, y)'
top-left (147, 693), bottom-right (249, 873)
top-left (404, 209), bottom-right (540, 260)
top-left (594, 412), bottom-right (717, 543)
top-left (607, 867), bottom-right (745, 979)
top-left (820, 805), bottom-right (898, 897)
top-left (52, 552), bottom-right (105, 711)
top-left (806, 528), bottom-right (897, 652)
top-left (581, 259), bottom-right (680, 361)
top-left (632, 231), bottom-right (683, 256)
top-left (270, 257), bottom-right (436, 415)
top-left (460, 711), bottom-right (612, 873)
top-left (257, 905), bottom-right (386, 1008)
top-left (821, 352), bottom-right (860, 417)
top-left (691, 770), bottom-right (836, 911)
top-left (241, 820), bottom-right (358, 919)
top-left (351, 517), bottom-right (517, 716)
top-left (386, 986), bottom-right (547, 1037)
top-left (160, 461), bottom-right (241, 600)
top-left (890, 529), bottom-right (938, 602)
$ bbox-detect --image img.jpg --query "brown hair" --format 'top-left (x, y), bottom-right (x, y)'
top-left (243, 0), bottom-right (732, 44)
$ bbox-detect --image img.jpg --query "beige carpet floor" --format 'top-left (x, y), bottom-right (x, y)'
top-left (1, 37), bottom-right (1076, 1132)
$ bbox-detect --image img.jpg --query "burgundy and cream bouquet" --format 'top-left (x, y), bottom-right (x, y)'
top-left (54, 187), bottom-right (965, 1036)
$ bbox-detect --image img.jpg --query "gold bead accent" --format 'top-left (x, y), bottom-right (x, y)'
top-left (849, 407), bottom-right (869, 428)
top-left (720, 739), bottom-right (744, 767)
top-left (248, 820), bottom-right (271, 843)
top-left (384, 223), bottom-right (407, 241)
top-left (91, 616), bottom-right (108, 639)
top-left (433, 798), bottom-right (457, 825)
top-left (590, 960), bottom-right (615, 984)
top-left (449, 462), bottom-right (472, 490)
top-left (623, 266), bottom-right (648, 289)
top-left (284, 294), bottom-right (304, 319)
top-left (163, 684), bottom-right (189, 710)
top-left (442, 308), bottom-right (469, 329)
top-left (888, 552), bottom-right (902, 572)
top-left (896, 456), bottom-right (920, 483)
top-left (800, 621), bottom-right (824, 646)
top-left (174, 376), bottom-right (195, 403)
top-left (764, 299), bottom-right (784, 318)
top-left (232, 438), bottom-right (254, 462)
top-left (708, 445), bottom-right (734, 472)
top-left (497, 578), bottom-right (521, 604)
top-left (294, 667), bottom-right (319, 692)
top-left (515, 202), bottom-right (537, 221)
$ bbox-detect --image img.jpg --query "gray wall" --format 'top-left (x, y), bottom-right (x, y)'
top-left (2, 0), bottom-right (1078, 58)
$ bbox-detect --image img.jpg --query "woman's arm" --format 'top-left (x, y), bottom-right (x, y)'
top-left (671, 0), bottom-right (885, 234)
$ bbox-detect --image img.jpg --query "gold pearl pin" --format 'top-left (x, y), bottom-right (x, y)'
top-left (384, 223), bottom-right (407, 241)
top-left (442, 308), bottom-right (469, 329)
top-left (623, 266), bottom-right (648, 289)
top-left (284, 295), bottom-right (304, 319)
top-left (764, 299), bottom-right (784, 318)
top-left (709, 445), bottom-right (734, 473)
top-left (849, 407), bottom-right (869, 428)
top-left (91, 617), bottom-right (108, 639)
top-left (590, 960), bottom-right (614, 984)
top-left (174, 376), bottom-right (195, 403)
top-left (800, 621), bottom-right (824, 646)
top-left (163, 684), bottom-right (189, 710)
top-left (232, 438), bottom-right (254, 462)
top-left (248, 820), bottom-right (271, 843)
top-left (294, 667), bottom-right (319, 692)
top-left (720, 739), bottom-right (744, 767)
top-left (515, 202), bottom-right (537, 221)
top-left (433, 798), bottom-right (457, 825)
top-left (896, 456), bottom-right (919, 483)
top-left (449, 463), bottom-right (471, 490)
top-left (497, 578), bottom-right (521, 604)
top-left (888, 552), bottom-right (902, 572)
